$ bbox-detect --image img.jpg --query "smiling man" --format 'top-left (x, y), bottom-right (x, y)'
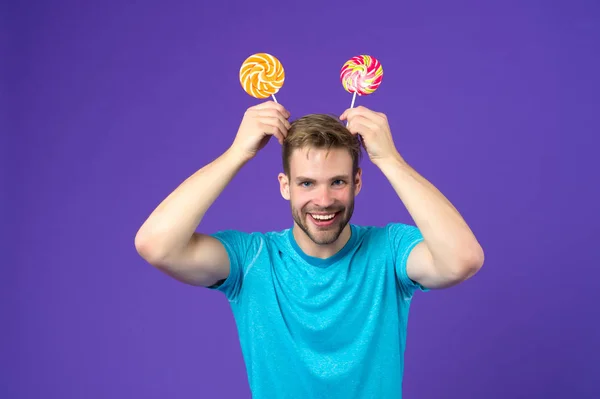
top-left (279, 113), bottom-right (361, 257)
top-left (135, 101), bottom-right (485, 398)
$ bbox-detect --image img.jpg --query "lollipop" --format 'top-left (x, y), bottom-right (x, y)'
top-left (340, 55), bottom-right (383, 108)
top-left (239, 53), bottom-right (285, 102)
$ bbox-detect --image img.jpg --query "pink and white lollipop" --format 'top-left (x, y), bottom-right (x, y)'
top-left (340, 55), bottom-right (384, 108)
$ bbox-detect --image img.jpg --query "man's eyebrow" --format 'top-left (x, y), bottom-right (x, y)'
top-left (294, 176), bottom-right (314, 182)
top-left (294, 175), bottom-right (350, 182)
top-left (330, 175), bottom-right (351, 181)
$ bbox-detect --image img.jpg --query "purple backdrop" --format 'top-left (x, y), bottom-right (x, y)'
top-left (6, 1), bottom-right (599, 398)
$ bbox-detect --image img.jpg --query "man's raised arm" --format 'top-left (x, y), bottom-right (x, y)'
top-left (134, 101), bottom-right (290, 287)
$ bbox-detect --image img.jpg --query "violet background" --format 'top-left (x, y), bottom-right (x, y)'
top-left (4, 1), bottom-right (599, 398)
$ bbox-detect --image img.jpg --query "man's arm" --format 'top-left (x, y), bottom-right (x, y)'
top-left (378, 156), bottom-right (484, 289)
top-left (135, 147), bottom-right (250, 287)
top-left (135, 101), bottom-right (290, 287)
top-left (340, 106), bottom-right (484, 290)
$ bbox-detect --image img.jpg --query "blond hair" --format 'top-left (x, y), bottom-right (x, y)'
top-left (282, 114), bottom-right (362, 176)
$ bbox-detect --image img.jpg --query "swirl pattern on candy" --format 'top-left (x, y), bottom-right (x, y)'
top-left (340, 55), bottom-right (383, 96)
top-left (240, 53), bottom-right (285, 99)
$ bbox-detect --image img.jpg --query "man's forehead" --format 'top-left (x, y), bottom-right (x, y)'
top-left (289, 148), bottom-right (352, 178)
top-left (290, 146), bottom-right (349, 162)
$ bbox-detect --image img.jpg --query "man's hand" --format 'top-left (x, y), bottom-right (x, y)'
top-left (230, 101), bottom-right (291, 161)
top-left (340, 106), bottom-right (400, 165)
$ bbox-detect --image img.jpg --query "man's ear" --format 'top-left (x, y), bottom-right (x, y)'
top-left (354, 168), bottom-right (363, 196)
top-left (278, 172), bottom-right (290, 200)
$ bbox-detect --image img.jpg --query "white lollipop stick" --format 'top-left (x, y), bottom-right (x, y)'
top-left (345, 92), bottom-right (357, 127)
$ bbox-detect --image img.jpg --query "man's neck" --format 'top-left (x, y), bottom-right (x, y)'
top-left (292, 224), bottom-right (352, 259)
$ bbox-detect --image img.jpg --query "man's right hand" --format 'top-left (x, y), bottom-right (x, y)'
top-left (230, 101), bottom-right (291, 161)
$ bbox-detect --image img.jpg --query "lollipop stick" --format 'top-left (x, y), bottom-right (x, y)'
top-left (271, 94), bottom-right (278, 103)
top-left (345, 92), bottom-right (357, 127)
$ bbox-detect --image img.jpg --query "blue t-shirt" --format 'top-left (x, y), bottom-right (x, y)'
top-left (209, 222), bottom-right (426, 398)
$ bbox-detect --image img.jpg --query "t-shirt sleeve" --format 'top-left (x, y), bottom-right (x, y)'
top-left (207, 229), bottom-right (262, 301)
top-left (386, 222), bottom-right (429, 296)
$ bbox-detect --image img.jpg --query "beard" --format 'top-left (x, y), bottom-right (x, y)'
top-left (291, 198), bottom-right (355, 246)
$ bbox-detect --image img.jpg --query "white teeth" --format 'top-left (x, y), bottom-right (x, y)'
top-left (311, 213), bottom-right (335, 220)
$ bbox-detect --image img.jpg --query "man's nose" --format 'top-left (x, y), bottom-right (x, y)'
top-left (316, 186), bottom-right (335, 207)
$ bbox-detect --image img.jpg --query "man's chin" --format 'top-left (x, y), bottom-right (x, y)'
top-left (308, 235), bottom-right (338, 246)
top-left (305, 224), bottom-right (344, 245)
top-left (293, 209), bottom-right (350, 245)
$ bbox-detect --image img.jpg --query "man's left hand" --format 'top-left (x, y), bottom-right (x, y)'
top-left (340, 106), bottom-right (401, 165)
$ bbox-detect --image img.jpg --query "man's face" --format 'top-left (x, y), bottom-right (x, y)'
top-left (279, 146), bottom-right (362, 246)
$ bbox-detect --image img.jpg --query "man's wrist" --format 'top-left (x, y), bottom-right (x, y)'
top-left (373, 151), bottom-right (407, 172)
top-left (225, 145), bottom-right (254, 166)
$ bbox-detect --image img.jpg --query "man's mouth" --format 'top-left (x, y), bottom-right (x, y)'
top-left (310, 213), bottom-right (336, 221)
top-left (308, 211), bottom-right (340, 226)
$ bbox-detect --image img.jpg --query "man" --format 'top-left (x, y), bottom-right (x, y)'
top-left (135, 101), bottom-right (484, 398)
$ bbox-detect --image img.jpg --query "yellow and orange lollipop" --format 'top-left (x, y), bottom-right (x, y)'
top-left (239, 53), bottom-right (285, 102)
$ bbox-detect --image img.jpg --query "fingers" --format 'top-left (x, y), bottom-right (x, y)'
top-left (341, 106), bottom-right (388, 140)
top-left (257, 109), bottom-right (291, 130)
top-left (346, 115), bottom-right (377, 136)
top-left (258, 121), bottom-right (286, 144)
top-left (340, 106), bottom-right (386, 123)
top-left (263, 116), bottom-right (289, 139)
top-left (272, 129), bottom-right (285, 145)
top-left (246, 103), bottom-right (291, 145)
top-left (246, 104), bottom-right (291, 130)
top-left (340, 105), bottom-right (369, 121)
top-left (251, 100), bottom-right (290, 119)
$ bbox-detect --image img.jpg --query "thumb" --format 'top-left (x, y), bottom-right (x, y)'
top-left (339, 108), bottom-right (351, 121)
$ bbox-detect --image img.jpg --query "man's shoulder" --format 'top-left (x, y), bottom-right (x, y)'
top-left (211, 226), bottom-right (291, 245)
top-left (349, 222), bottom-right (422, 252)
top-left (351, 222), bottom-right (418, 237)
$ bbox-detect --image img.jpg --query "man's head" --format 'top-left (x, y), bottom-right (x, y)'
top-left (278, 114), bottom-right (363, 249)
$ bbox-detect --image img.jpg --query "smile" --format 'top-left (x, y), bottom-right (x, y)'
top-left (310, 213), bottom-right (336, 221)
top-left (308, 212), bottom-right (340, 227)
